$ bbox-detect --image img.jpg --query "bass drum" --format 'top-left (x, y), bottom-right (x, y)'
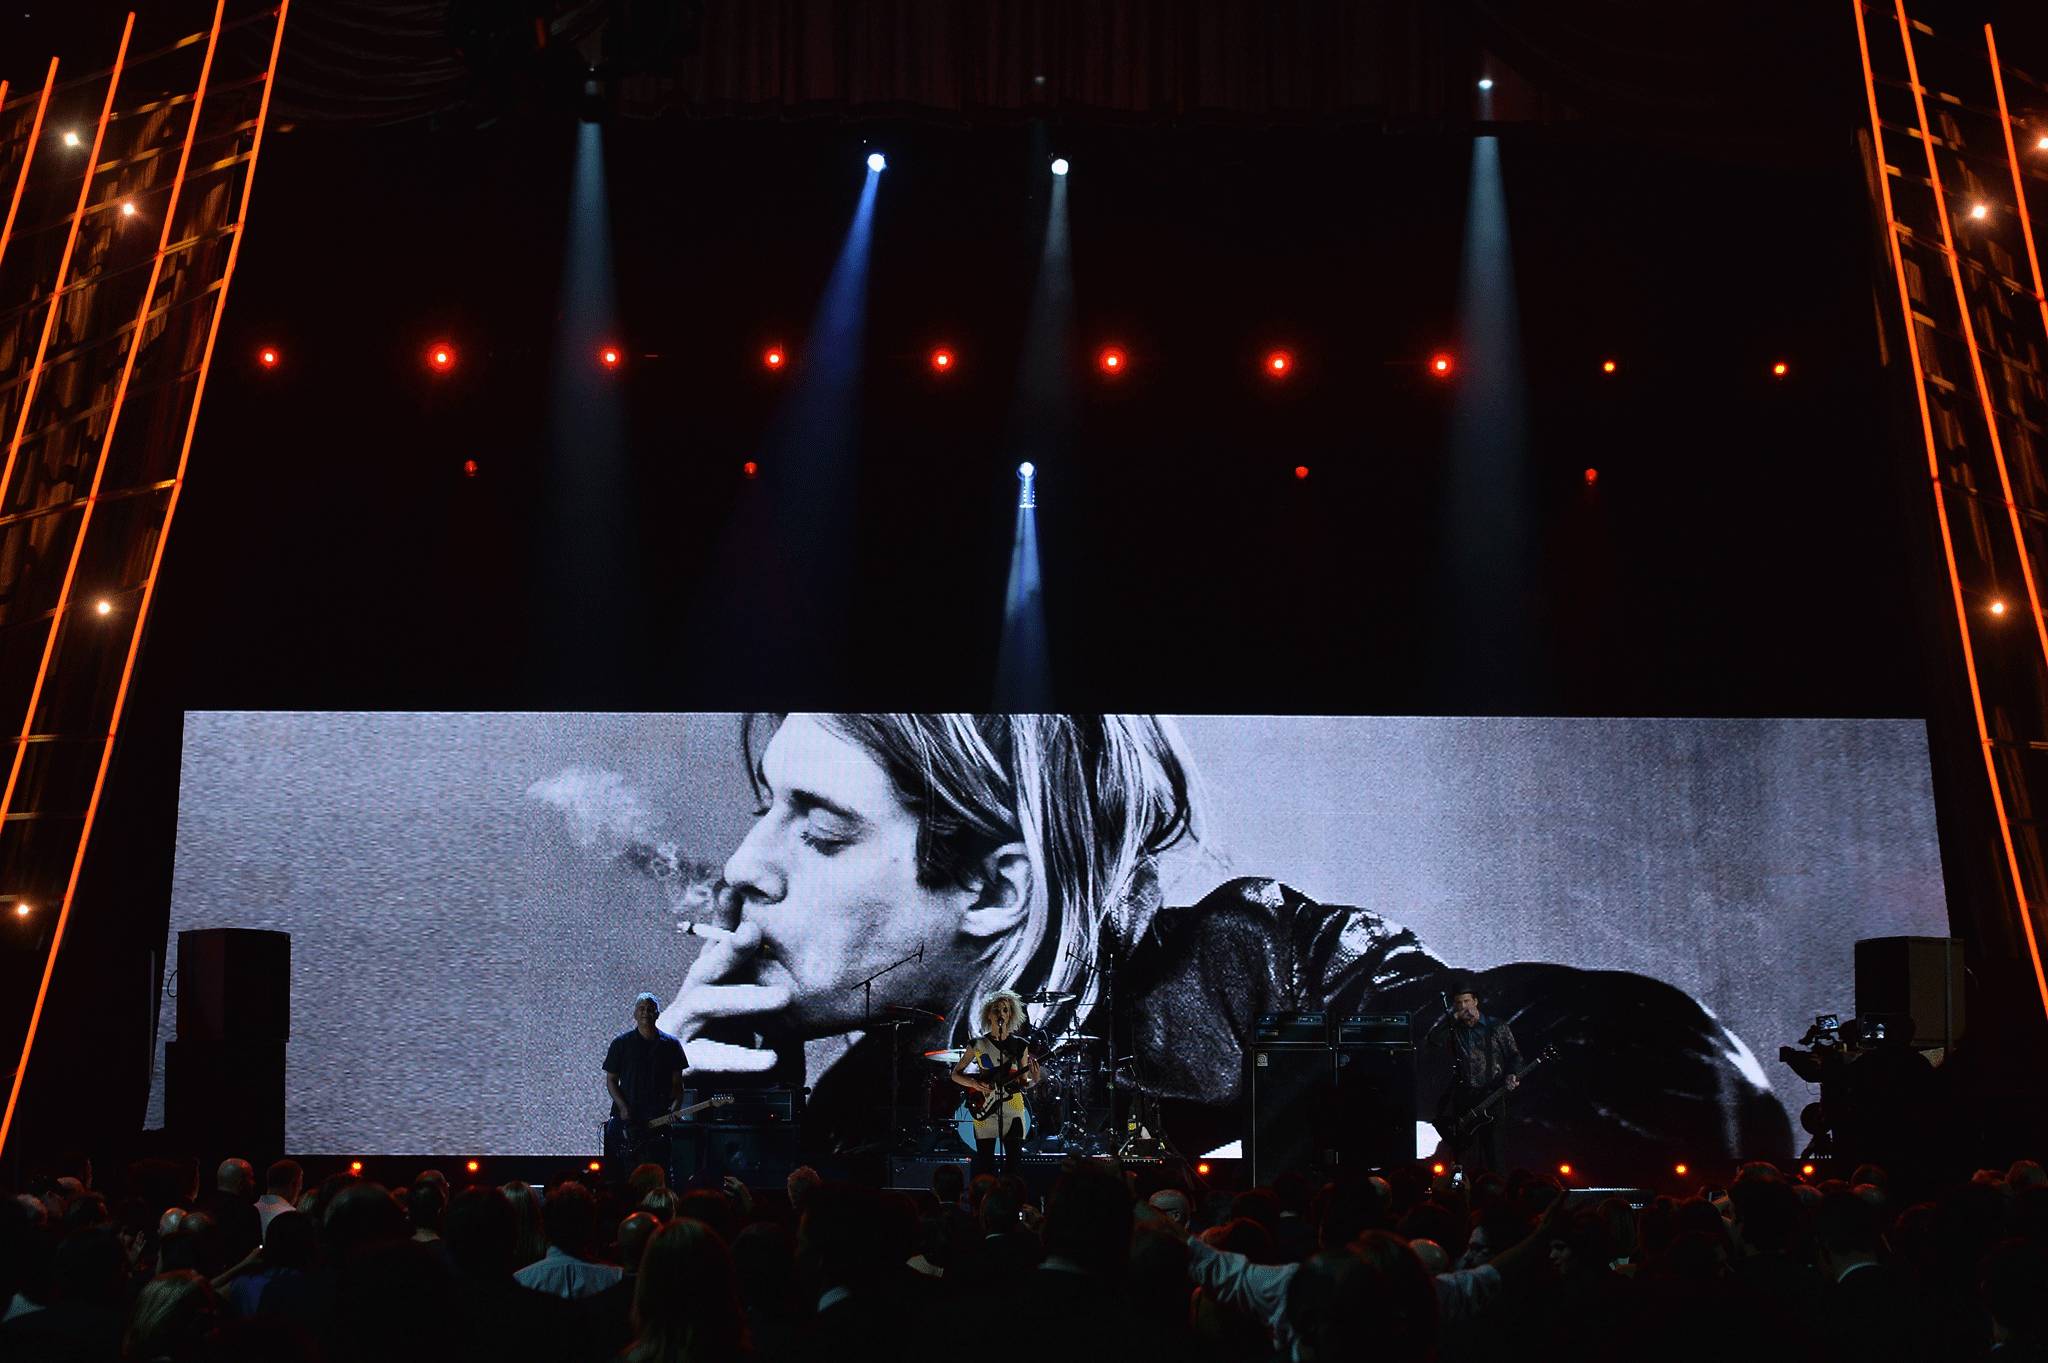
top-left (951, 1098), bottom-right (1032, 1153)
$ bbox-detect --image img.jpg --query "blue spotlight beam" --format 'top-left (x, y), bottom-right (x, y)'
top-left (539, 121), bottom-right (632, 681)
top-left (1436, 135), bottom-right (1536, 691)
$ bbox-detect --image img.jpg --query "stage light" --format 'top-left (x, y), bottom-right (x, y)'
top-left (1018, 461), bottom-right (1035, 479)
top-left (11, 902), bottom-right (27, 918)
top-left (1265, 350), bottom-right (1293, 377)
top-left (1991, 599), bottom-right (2008, 616)
top-left (1293, 465), bottom-right (1310, 480)
top-left (258, 347), bottom-right (279, 368)
top-left (2039, 135), bottom-right (2048, 152)
top-left (762, 347), bottom-right (785, 370)
top-left (1584, 467), bottom-right (1599, 486)
top-left (1096, 346), bottom-right (1126, 375)
top-left (120, 200), bottom-right (137, 218)
top-left (1430, 1162), bottom-right (1447, 1177)
top-left (1968, 202), bottom-right (1989, 221)
top-left (742, 460), bottom-right (759, 478)
top-left (1601, 359), bottom-right (1617, 374)
top-left (1430, 352), bottom-right (1454, 376)
top-left (588, 1160), bottom-right (602, 1173)
top-left (349, 1160), bottom-right (364, 1175)
top-left (428, 343), bottom-right (455, 372)
top-left (1477, 77), bottom-right (1494, 90)
top-left (62, 130), bottom-right (80, 148)
top-left (1557, 1162), bottom-right (1573, 1177)
top-left (1050, 157), bottom-right (1070, 176)
top-left (1771, 361), bottom-right (1788, 377)
top-left (1195, 1162), bottom-right (1211, 1176)
top-left (1674, 1162), bottom-right (1689, 1177)
top-left (93, 598), bottom-right (113, 616)
top-left (465, 1159), bottom-right (480, 1174)
top-left (1801, 1163), bottom-right (1817, 1178)
top-left (462, 458), bottom-right (479, 478)
top-left (929, 347), bottom-right (954, 372)
top-left (598, 346), bottom-right (621, 369)
top-left (867, 151), bottom-right (887, 173)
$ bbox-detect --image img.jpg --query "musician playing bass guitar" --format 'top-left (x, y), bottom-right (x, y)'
top-left (950, 990), bottom-right (1043, 1177)
top-left (1435, 975), bottom-right (1522, 1175)
top-left (604, 992), bottom-right (687, 1161)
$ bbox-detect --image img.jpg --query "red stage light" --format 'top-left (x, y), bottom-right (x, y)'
top-left (1801, 1163), bottom-right (1817, 1178)
top-left (929, 347), bottom-right (955, 372)
top-left (1584, 467), bottom-right (1599, 486)
top-left (427, 343), bottom-right (455, 372)
top-left (1293, 465), bottom-right (1310, 480)
top-left (588, 1160), bottom-right (602, 1173)
top-left (599, 346), bottom-right (621, 369)
top-left (1674, 1162), bottom-right (1689, 1177)
top-left (258, 346), bottom-right (279, 368)
top-left (1265, 350), bottom-right (1293, 377)
top-left (1557, 1162), bottom-right (1573, 1177)
top-left (1601, 359), bottom-right (1617, 374)
top-left (1771, 361), bottom-right (1789, 377)
top-left (1430, 1162), bottom-right (1447, 1177)
top-left (349, 1160), bottom-right (364, 1175)
top-left (1430, 352), bottom-right (1454, 376)
top-left (763, 347), bottom-right (785, 370)
top-left (462, 459), bottom-right (479, 478)
top-left (465, 1159), bottom-right (480, 1174)
top-left (1097, 346), bottom-right (1126, 375)
top-left (742, 460), bottom-right (759, 478)
top-left (1195, 1162), bottom-right (1211, 1176)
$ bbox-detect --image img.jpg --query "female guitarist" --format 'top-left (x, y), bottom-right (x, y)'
top-left (950, 990), bottom-right (1043, 1177)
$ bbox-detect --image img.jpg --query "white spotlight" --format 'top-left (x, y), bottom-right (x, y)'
top-left (120, 201), bottom-right (137, 218)
top-left (866, 152), bottom-right (887, 173)
top-left (1050, 157), bottom-right (1069, 176)
top-left (1017, 461), bottom-right (1035, 479)
top-left (1477, 77), bottom-right (1494, 91)
top-left (1968, 202), bottom-right (1989, 221)
top-left (62, 130), bottom-right (81, 148)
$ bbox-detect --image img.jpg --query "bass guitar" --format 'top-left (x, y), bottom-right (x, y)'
top-left (604, 1094), bottom-right (735, 1160)
top-left (1436, 1044), bottom-right (1557, 1145)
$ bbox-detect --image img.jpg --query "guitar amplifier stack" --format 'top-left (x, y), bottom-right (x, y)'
top-left (1248, 1013), bottom-right (1414, 1185)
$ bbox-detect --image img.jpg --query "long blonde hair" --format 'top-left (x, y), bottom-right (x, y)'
top-left (742, 714), bottom-right (1202, 1037)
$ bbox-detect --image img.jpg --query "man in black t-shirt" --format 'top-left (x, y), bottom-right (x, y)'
top-left (603, 993), bottom-right (686, 1130)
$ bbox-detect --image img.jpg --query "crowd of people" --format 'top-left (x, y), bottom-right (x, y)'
top-left (5, 1149), bottom-right (2047, 1361)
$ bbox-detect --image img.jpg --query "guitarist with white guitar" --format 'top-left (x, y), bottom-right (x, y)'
top-left (1433, 975), bottom-right (1525, 1175)
top-left (948, 989), bottom-right (1043, 1177)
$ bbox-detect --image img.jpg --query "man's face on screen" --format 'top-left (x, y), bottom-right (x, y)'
top-left (722, 715), bottom-right (977, 1038)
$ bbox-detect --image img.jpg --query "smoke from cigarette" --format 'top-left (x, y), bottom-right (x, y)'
top-left (526, 767), bottom-right (722, 918)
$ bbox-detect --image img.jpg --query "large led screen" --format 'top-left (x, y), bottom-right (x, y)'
top-left (149, 712), bottom-right (1949, 1163)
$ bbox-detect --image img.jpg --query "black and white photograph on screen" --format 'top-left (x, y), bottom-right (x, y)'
top-left (150, 710), bottom-right (1946, 1171)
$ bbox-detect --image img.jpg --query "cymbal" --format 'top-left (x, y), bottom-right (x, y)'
top-left (922, 1048), bottom-right (966, 1065)
top-left (1025, 989), bottom-right (1078, 1005)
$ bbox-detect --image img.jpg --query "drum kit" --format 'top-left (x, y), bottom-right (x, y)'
top-left (914, 988), bottom-right (1120, 1157)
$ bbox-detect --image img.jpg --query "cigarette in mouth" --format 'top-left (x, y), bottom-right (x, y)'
top-left (681, 920), bottom-right (737, 942)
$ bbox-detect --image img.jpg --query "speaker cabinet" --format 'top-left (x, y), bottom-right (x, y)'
top-left (165, 1038), bottom-right (286, 1156)
top-left (1855, 936), bottom-right (1964, 1048)
top-left (1249, 1046), bottom-right (1338, 1184)
top-left (176, 929), bottom-right (291, 1042)
top-left (1334, 1045), bottom-right (1417, 1168)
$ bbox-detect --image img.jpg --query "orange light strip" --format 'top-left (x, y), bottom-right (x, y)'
top-left (0, 61), bottom-right (59, 290)
top-left (0, 26), bottom-right (125, 525)
top-left (1856, 0), bottom-right (2048, 1022)
top-left (1986, 28), bottom-right (2048, 357)
top-left (1894, 5), bottom-right (2048, 677)
top-left (0, 0), bottom-right (286, 1160)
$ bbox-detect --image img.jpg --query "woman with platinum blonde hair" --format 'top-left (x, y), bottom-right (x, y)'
top-left (659, 712), bottom-right (1790, 1166)
top-left (948, 988), bottom-right (1043, 1176)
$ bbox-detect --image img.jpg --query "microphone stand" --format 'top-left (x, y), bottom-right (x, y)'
top-left (848, 941), bottom-right (925, 1153)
